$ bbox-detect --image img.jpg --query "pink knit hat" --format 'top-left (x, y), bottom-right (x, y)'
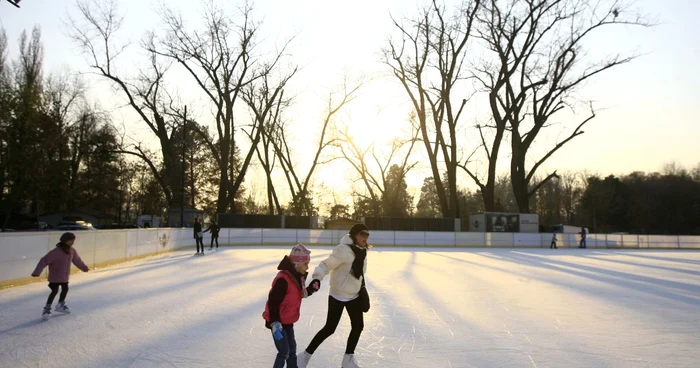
top-left (289, 243), bottom-right (311, 265)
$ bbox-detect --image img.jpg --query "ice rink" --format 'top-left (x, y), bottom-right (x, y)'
top-left (1, 247), bottom-right (699, 368)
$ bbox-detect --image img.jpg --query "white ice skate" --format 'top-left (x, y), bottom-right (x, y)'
top-left (297, 351), bottom-right (312, 368)
top-left (342, 354), bottom-right (360, 368)
top-left (42, 307), bottom-right (51, 320)
top-left (54, 302), bottom-right (70, 314)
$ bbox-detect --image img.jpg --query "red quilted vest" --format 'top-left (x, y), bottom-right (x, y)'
top-left (262, 270), bottom-right (304, 324)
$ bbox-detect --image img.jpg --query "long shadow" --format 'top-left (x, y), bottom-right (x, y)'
top-left (425, 251), bottom-right (518, 276)
top-left (581, 253), bottom-right (700, 277)
top-left (91, 253), bottom-right (194, 273)
top-left (76, 254), bottom-right (280, 290)
top-left (419, 251), bottom-right (616, 367)
top-left (0, 256), bottom-right (280, 313)
top-left (356, 254), bottom-right (491, 367)
top-left (0, 313), bottom-right (69, 335)
top-left (492, 251), bottom-right (700, 307)
top-left (76, 293), bottom-right (270, 367)
top-left (602, 250), bottom-right (700, 266)
top-left (74, 257), bottom-right (279, 311)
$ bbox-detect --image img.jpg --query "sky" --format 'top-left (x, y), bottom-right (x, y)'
top-left (1, 0), bottom-right (699, 210)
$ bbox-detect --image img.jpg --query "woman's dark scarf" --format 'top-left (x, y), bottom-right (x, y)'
top-left (348, 239), bottom-right (367, 280)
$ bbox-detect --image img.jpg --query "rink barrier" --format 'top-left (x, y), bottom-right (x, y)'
top-left (2, 229), bottom-right (700, 288)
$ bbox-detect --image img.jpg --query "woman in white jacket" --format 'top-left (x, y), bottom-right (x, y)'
top-left (297, 224), bottom-right (370, 368)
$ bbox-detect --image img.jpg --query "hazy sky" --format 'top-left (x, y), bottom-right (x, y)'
top-left (1, 0), bottom-right (699, 208)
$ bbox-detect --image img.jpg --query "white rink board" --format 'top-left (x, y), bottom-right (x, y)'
top-left (679, 236), bottom-right (700, 249)
top-left (456, 232), bottom-right (485, 246)
top-left (645, 235), bottom-right (678, 249)
top-left (486, 233), bottom-right (514, 247)
top-left (229, 228), bottom-right (263, 245)
top-left (262, 229), bottom-right (298, 245)
top-left (125, 230), bottom-right (140, 259)
top-left (514, 233), bottom-right (542, 247)
top-left (395, 231), bottom-right (425, 246)
top-left (588, 234), bottom-right (605, 248)
top-left (136, 229), bottom-right (160, 256)
top-left (622, 235), bottom-right (640, 248)
top-left (94, 231), bottom-right (127, 265)
top-left (368, 231), bottom-right (395, 246)
top-left (298, 230), bottom-right (334, 245)
top-left (66, 231), bottom-right (97, 267)
top-left (0, 233), bottom-right (50, 282)
top-left (425, 232), bottom-right (455, 247)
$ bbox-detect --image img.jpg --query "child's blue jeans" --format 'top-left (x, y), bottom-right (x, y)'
top-left (273, 325), bottom-right (297, 368)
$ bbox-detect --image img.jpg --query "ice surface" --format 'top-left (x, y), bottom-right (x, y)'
top-left (1, 247), bottom-right (700, 368)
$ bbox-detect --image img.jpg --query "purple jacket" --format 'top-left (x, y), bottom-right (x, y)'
top-left (32, 243), bottom-right (89, 283)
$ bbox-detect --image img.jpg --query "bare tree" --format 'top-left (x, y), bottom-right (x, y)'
top-left (474, 0), bottom-right (650, 212)
top-left (336, 122), bottom-right (420, 216)
top-left (151, 0), bottom-right (294, 214)
top-left (67, 0), bottom-right (180, 208)
top-left (384, 0), bottom-right (482, 218)
top-left (241, 74), bottom-right (291, 215)
top-left (268, 82), bottom-right (362, 217)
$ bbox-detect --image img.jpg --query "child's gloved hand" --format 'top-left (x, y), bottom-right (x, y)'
top-left (271, 321), bottom-right (283, 341)
top-left (310, 279), bottom-right (321, 291)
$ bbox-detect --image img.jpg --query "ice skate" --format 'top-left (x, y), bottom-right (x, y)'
top-left (342, 354), bottom-right (360, 368)
top-left (54, 302), bottom-right (70, 314)
top-left (297, 351), bottom-right (312, 368)
top-left (42, 306), bottom-right (52, 320)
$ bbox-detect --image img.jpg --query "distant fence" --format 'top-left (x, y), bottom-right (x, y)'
top-left (364, 217), bottom-right (464, 232)
top-left (2, 229), bottom-right (699, 287)
top-left (216, 214), bottom-right (315, 229)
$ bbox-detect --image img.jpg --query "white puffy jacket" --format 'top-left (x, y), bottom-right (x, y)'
top-left (312, 234), bottom-right (368, 300)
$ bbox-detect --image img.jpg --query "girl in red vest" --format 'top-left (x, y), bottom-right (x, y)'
top-left (263, 244), bottom-right (320, 368)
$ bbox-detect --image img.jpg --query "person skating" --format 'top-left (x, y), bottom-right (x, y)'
top-left (31, 232), bottom-right (89, 320)
top-left (204, 221), bottom-right (221, 250)
top-left (194, 218), bottom-right (205, 255)
top-left (579, 227), bottom-right (587, 248)
top-left (297, 224), bottom-right (371, 368)
top-left (263, 244), bottom-right (320, 368)
top-left (550, 232), bottom-right (558, 249)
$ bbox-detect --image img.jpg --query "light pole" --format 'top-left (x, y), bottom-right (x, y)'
top-left (180, 106), bottom-right (187, 227)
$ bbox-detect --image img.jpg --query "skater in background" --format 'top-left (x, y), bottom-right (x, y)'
top-left (204, 221), bottom-right (221, 250)
top-left (579, 227), bottom-right (587, 248)
top-left (263, 244), bottom-right (320, 368)
top-left (31, 232), bottom-right (89, 320)
top-left (194, 217), bottom-right (205, 255)
top-left (297, 224), bottom-right (371, 368)
top-left (550, 232), bottom-right (558, 249)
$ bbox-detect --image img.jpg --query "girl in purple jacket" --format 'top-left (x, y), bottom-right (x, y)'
top-left (31, 232), bottom-right (89, 320)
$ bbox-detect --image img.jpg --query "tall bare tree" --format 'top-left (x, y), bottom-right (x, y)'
top-left (67, 0), bottom-right (180, 208)
top-left (384, 0), bottom-right (482, 218)
top-left (474, 0), bottom-right (650, 212)
top-left (241, 75), bottom-right (290, 215)
top-left (269, 82), bottom-right (362, 217)
top-left (152, 0), bottom-right (293, 214)
top-left (336, 123), bottom-right (420, 217)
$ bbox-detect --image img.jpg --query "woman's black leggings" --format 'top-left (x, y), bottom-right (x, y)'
top-left (47, 283), bottom-right (69, 305)
top-left (306, 296), bottom-right (364, 355)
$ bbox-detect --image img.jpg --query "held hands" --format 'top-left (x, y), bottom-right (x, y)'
top-left (270, 321), bottom-right (283, 341)
top-left (305, 279), bottom-right (321, 296)
top-left (310, 279), bottom-right (321, 291)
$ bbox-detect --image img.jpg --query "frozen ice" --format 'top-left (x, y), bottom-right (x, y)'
top-left (1, 247), bottom-right (699, 367)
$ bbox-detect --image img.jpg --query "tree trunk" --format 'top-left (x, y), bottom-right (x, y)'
top-left (511, 142), bottom-right (530, 213)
